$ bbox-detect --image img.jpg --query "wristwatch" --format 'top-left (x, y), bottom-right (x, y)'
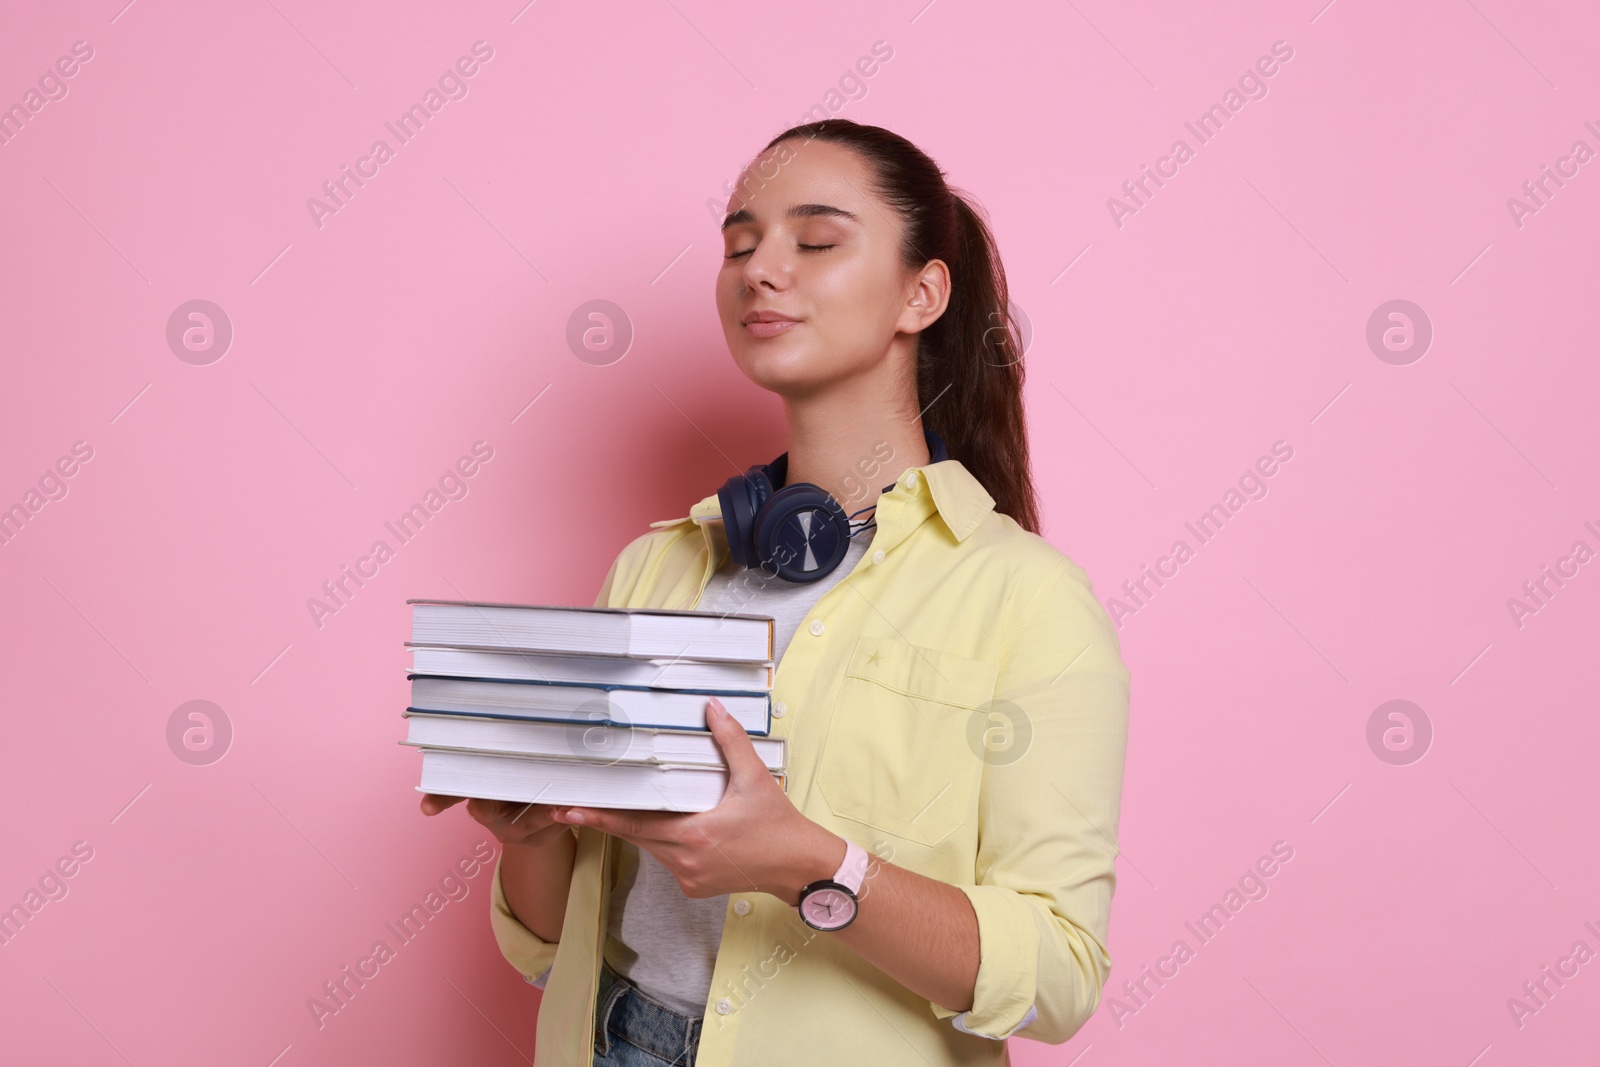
top-left (794, 838), bottom-right (869, 931)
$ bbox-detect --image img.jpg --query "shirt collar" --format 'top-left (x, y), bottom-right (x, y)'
top-left (649, 458), bottom-right (997, 558)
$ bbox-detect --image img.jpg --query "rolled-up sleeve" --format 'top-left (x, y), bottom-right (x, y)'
top-left (489, 851), bottom-right (561, 987)
top-left (931, 557), bottom-right (1130, 1042)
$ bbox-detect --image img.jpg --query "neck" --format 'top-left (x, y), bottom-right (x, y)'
top-left (780, 396), bottom-right (929, 516)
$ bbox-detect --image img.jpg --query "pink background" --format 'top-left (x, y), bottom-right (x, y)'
top-left (2, 0), bottom-right (1597, 1063)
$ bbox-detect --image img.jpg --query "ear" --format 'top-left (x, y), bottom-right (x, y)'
top-left (899, 258), bottom-right (951, 334)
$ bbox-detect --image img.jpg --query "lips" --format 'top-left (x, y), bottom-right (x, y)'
top-left (742, 311), bottom-right (801, 338)
top-left (745, 319), bottom-right (799, 338)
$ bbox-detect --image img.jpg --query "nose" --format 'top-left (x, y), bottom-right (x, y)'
top-left (739, 238), bottom-right (790, 292)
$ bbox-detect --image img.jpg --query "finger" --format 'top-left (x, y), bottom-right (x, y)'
top-left (421, 793), bottom-right (466, 816)
top-left (501, 800), bottom-right (549, 826)
top-left (552, 805), bottom-right (687, 841)
top-left (467, 797), bottom-right (541, 829)
top-left (704, 697), bottom-right (770, 784)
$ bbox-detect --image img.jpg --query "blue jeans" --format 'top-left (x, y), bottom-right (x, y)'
top-left (593, 959), bottom-right (704, 1066)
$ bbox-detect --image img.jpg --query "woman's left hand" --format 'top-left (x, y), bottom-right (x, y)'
top-left (547, 696), bottom-right (843, 904)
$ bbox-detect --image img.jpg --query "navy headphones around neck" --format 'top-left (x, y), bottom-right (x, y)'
top-left (717, 428), bottom-right (949, 584)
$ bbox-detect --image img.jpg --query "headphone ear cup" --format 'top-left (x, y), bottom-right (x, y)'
top-left (753, 485), bottom-right (852, 582)
top-left (718, 465), bottom-right (774, 568)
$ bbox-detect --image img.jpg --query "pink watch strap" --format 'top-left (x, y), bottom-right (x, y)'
top-left (792, 838), bottom-right (871, 913)
top-left (834, 838), bottom-right (870, 894)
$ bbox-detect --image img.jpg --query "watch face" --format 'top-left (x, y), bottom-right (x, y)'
top-left (799, 884), bottom-right (857, 930)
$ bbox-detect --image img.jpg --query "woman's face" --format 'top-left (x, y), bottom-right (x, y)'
top-left (716, 139), bottom-right (935, 398)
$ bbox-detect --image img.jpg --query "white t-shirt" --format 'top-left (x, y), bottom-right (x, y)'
top-left (602, 524), bottom-right (877, 1016)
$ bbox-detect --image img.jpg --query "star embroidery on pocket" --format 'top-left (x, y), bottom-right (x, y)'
top-left (866, 651), bottom-right (881, 666)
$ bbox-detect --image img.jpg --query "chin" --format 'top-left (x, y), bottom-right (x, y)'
top-left (735, 346), bottom-right (825, 392)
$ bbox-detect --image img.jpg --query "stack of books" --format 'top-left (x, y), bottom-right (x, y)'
top-left (402, 599), bottom-right (784, 812)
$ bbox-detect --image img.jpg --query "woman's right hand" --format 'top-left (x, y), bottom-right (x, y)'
top-left (420, 793), bottom-right (571, 848)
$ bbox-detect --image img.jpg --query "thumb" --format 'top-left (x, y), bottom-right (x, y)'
top-left (705, 697), bottom-right (768, 783)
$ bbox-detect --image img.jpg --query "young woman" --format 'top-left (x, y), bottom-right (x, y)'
top-left (422, 119), bottom-right (1130, 1066)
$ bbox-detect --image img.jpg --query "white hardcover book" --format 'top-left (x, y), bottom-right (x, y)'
top-left (406, 646), bottom-right (773, 693)
top-left (408, 600), bottom-right (775, 663)
top-left (401, 711), bottom-right (786, 770)
top-left (408, 675), bottom-right (772, 735)
top-left (414, 747), bottom-right (786, 812)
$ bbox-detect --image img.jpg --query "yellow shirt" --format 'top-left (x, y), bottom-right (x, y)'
top-left (488, 457), bottom-right (1131, 1064)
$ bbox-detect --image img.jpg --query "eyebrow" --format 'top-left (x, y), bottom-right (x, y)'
top-left (720, 203), bottom-right (861, 233)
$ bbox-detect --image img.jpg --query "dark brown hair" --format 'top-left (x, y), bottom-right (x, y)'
top-left (757, 118), bottom-right (1040, 535)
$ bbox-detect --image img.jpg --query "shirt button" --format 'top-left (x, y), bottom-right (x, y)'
top-left (715, 998), bottom-right (733, 1015)
top-left (903, 471), bottom-right (920, 491)
top-left (808, 620), bottom-right (824, 636)
top-left (733, 899), bottom-right (751, 916)
top-left (772, 701), bottom-right (787, 718)
top-left (872, 549), bottom-right (885, 564)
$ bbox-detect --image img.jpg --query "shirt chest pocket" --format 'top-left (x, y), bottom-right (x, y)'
top-left (814, 635), bottom-right (1000, 847)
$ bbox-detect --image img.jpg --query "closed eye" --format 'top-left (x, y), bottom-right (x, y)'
top-left (724, 244), bottom-right (835, 260)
